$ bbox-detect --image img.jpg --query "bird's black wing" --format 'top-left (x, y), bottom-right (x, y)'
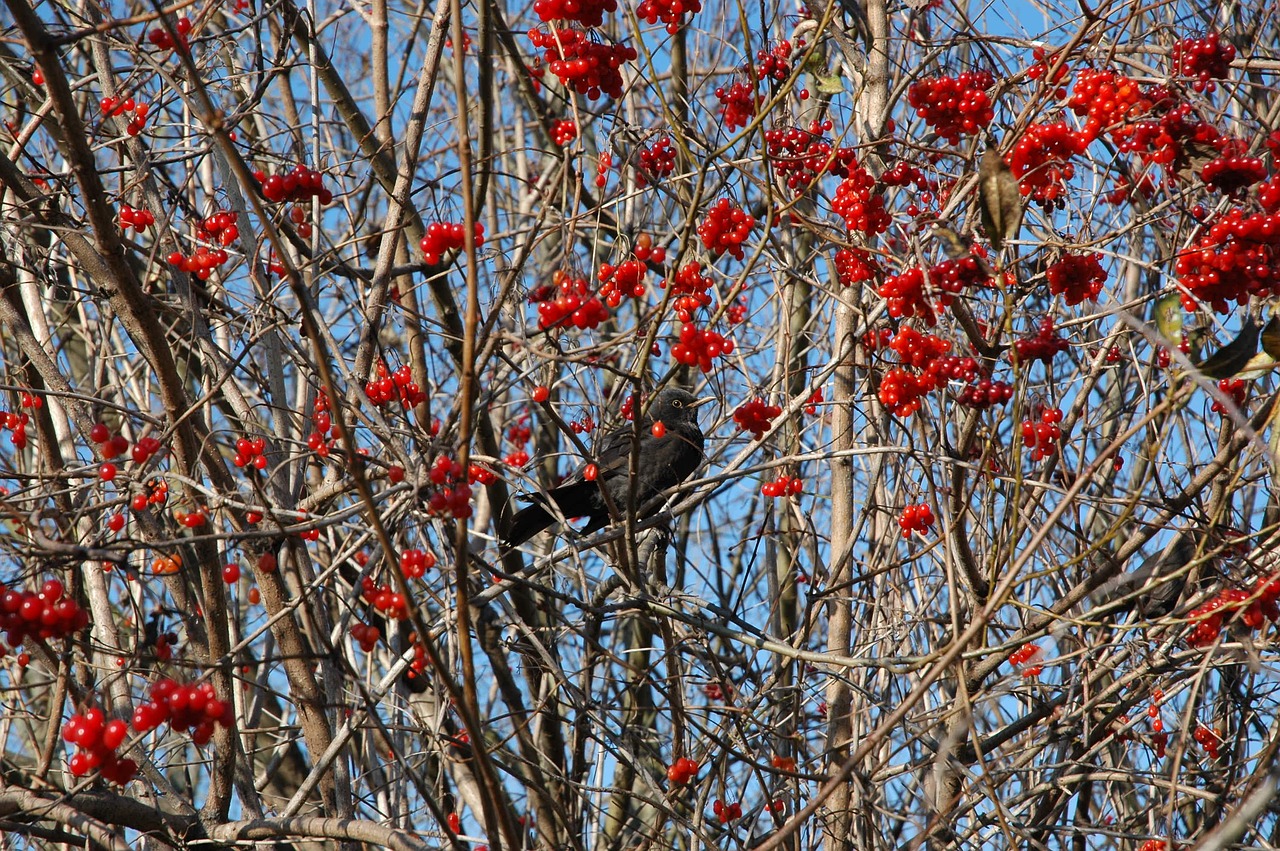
top-left (557, 415), bottom-right (652, 486)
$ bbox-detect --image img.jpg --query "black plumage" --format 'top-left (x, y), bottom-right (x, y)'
top-left (501, 388), bottom-right (710, 549)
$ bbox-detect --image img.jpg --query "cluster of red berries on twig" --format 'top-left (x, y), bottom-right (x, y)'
top-left (117, 204), bottom-right (155, 232)
top-left (551, 119), bottom-right (577, 146)
top-left (1013, 317), bottom-right (1069, 366)
top-left (898, 503), bottom-right (935, 538)
top-left (662, 261), bottom-right (714, 322)
top-left (733, 398), bottom-right (781, 440)
top-left (1172, 33), bottom-right (1236, 92)
top-left (698, 198), bottom-right (755, 260)
top-left (716, 81), bottom-right (761, 131)
top-left (361, 576), bottom-right (410, 621)
top-left (1210, 378), bottom-right (1247, 415)
top-left (637, 136), bottom-right (677, 185)
top-left (527, 28), bottom-right (636, 100)
top-left (906, 71), bottom-right (995, 145)
top-left (100, 95), bottom-right (151, 136)
top-left (306, 391), bottom-right (335, 457)
top-left (63, 710), bottom-right (137, 784)
top-left (1175, 210), bottom-right (1280, 312)
top-left (419, 221), bottom-right (485, 266)
top-left (1007, 642), bottom-right (1044, 678)
top-left (1007, 122), bottom-right (1088, 207)
top-left (400, 548), bottom-right (436, 579)
top-left (762, 123), bottom-right (857, 195)
top-left (423, 455), bottom-right (475, 519)
top-left (1200, 151), bottom-right (1266, 194)
top-left (666, 756), bottom-right (699, 784)
top-left (712, 799), bottom-right (742, 823)
top-left (532, 0), bottom-right (617, 27)
top-left (1186, 572), bottom-right (1280, 647)
top-left (254, 163), bottom-right (334, 205)
top-left (1067, 69), bottom-right (1146, 142)
top-left (365, 361), bottom-right (427, 409)
top-left (166, 210), bottom-right (239, 278)
top-left (533, 269), bottom-right (610, 330)
top-left (1020, 407), bottom-right (1063, 461)
top-left (636, 0), bottom-right (702, 34)
top-left (233, 436), bottom-right (267, 470)
top-left (598, 259), bottom-right (647, 307)
top-left (131, 677), bottom-right (233, 746)
top-left (146, 16), bottom-right (191, 51)
top-left (834, 247), bottom-right (881, 287)
top-left (761, 472), bottom-right (803, 498)
top-left (832, 167), bottom-right (891, 235)
top-left (672, 322), bottom-right (733, 372)
top-left (1046, 253), bottom-right (1107, 306)
top-left (1, 579), bottom-right (88, 651)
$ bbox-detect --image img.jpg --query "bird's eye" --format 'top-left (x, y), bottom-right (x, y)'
top-left (672, 399), bottom-right (683, 408)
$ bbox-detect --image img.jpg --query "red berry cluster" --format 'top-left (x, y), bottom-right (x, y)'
top-left (1026, 46), bottom-right (1069, 97)
top-left (1008, 642), bottom-right (1044, 678)
top-left (1113, 99), bottom-right (1221, 176)
top-left (712, 800), bottom-right (742, 823)
top-left (1186, 573), bottom-right (1280, 647)
top-left (636, 0), bottom-right (702, 34)
top-left (761, 123), bottom-right (850, 194)
top-left (698, 198), bottom-right (755, 260)
top-left (1172, 33), bottom-right (1236, 92)
top-left (906, 71), bottom-right (995, 145)
top-left (306, 392), bottom-right (335, 457)
top-left (1013, 317), bottom-right (1068, 365)
top-left (733, 398), bottom-right (781, 440)
top-left (959, 377), bottom-right (1014, 409)
top-left (1067, 69), bottom-right (1147, 142)
top-left (116, 204), bottom-right (155, 232)
top-left (1258, 176), bottom-right (1280, 213)
top-left (666, 756), bottom-right (699, 784)
top-left (233, 436), bottom-right (267, 470)
top-left (878, 366), bottom-right (934, 417)
top-left (832, 168), bottom-right (891, 235)
top-left (1201, 152), bottom-right (1266, 194)
top-left (672, 322), bottom-right (733, 372)
top-left (63, 710), bottom-right (136, 784)
top-left (0, 579), bottom-right (88, 649)
top-left (101, 95), bottom-right (151, 136)
top-left (598, 259), bottom-right (647, 307)
top-left (351, 621), bottom-right (382, 652)
top-left (661, 261), bottom-right (714, 321)
top-left (532, 0), bottom-right (617, 25)
top-left (804, 387), bottom-right (823, 415)
top-left (552, 119), bottom-right (577, 146)
top-left (147, 16), bottom-right (192, 51)
top-left (833, 247), bottom-right (881, 287)
top-left (1138, 840), bottom-right (1167, 851)
top-left (365, 361), bottom-right (427, 409)
top-left (1021, 407), bottom-right (1063, 461)
top-left (878, 268), bottom-right (935, 324)
top-left (637, 136), bottom-right (677, 185)
top-left (1193, 724), bottom-right (1222, 758)
top-left (1175, 209), bottom-right (1280, 312)
top-left (360, 575), bottom-right (410, 620)
top-left (1210, 378), bottom-right (1247, 415)
top-left (930, 255), bottom-right (992, 293)
top-left (167, 210), bottom-right (238, 279)
top-left (595, 150), bottom-right (612, 188)
top-left (533, 269), bottom-right (610, 330)
top-left (716, 81), bottom-right (762, 131)
top-left (1, 403), bottom-right (32, 450)
top-left (755, 40), bottom-right (798, 84)
top-left (1046, 253), bottom-right (1107, 305)
top-left (130, 477), bottom-right (170, 512)
top-left (400, 548), bottom-right (436, 579)
top-left (418, 221), bottom-right (485, 266)
top-left (898, 503), bottom-right (934, 538)
top-left (1007, 122), bottom-right (1088, 207)
top-left (527, 28), bottom-right (636, 100)
top-left (254, 163), bottom-right (333, 205)
top-left (424, 455), bottom-right (474, 518)
top-left (131, 677), bottom-right (233, 746)
top-left (761, 472), bottom-right (803, 498)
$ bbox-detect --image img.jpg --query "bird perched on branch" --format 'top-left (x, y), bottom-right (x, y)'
top-left (501, 388), bottom-right (712, 550)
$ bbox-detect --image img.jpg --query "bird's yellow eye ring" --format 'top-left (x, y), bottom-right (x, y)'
top-left (672, 399), bottom-right (683, 407)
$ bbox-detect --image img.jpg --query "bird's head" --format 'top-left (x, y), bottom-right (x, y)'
top-left (650, 388), bottom-right (714, 426)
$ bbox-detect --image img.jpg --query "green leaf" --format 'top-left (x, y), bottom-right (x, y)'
top-left (1196, 317), bottom-right (1260, 380)
top-left (813, 73), bottom-right (844, 94)
top-left (1154, 294), bottom-right (1183, 342)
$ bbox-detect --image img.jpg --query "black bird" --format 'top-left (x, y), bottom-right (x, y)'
top-left (501, 388), bottom-right (711, 549)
